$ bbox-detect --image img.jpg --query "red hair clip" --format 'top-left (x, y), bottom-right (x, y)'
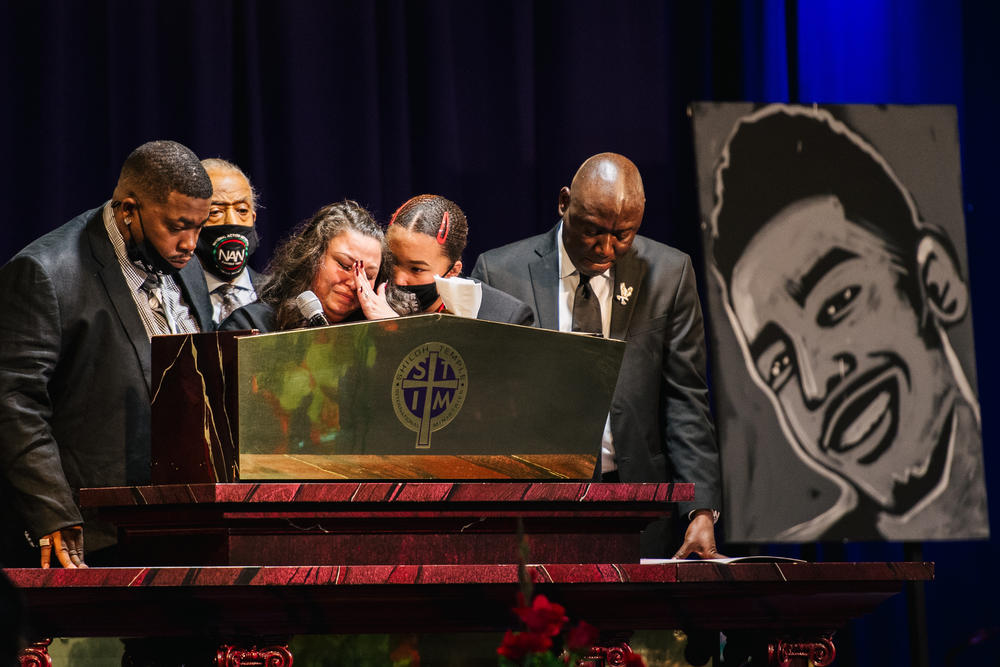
top-left (436, 210), bottom-right (450, 245)
top-left (388, 202), bottom-right (406, 226)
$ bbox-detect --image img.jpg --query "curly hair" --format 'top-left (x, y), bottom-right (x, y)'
top-left (712, 105), bottom-right (920, 288)
top-left (710, 104), bottom-right (964, 347)
top-left (260, 200), bottom-right (416, 330)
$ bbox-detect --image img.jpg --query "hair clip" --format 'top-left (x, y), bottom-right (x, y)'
top-left (388, 202), bottom-right (406, 226)
top-left (436, 210), bottom-right (450, 245)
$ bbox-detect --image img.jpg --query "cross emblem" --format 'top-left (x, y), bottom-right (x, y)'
top-left (401, 350), bottom-right (461, 448)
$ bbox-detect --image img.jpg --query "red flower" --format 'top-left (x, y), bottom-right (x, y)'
top-left (389, 634), bottom-right (420, 665)
top-left (497, 630), bottom-right (553, 661)
top-left (514, 594), bottom-right (569, 637)
top-left (564, 620), bottom-right (600, 652)
top-left (623, 653), bottom-right (647, 667)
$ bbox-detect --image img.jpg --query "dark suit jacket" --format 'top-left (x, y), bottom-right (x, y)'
top-left (219, 301), bottom-right (277, 332)
top-left (475, 282), bottom-right (534, 326)
top-left (0, 207), bottom-right (212, 564)
top-left (471, 223), bottom-right (721, 518)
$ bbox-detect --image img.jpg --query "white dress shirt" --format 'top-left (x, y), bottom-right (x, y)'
top-left (556, 222), bottom-right (617, 473)
top-left (556, 223), bottom-right (719, 521)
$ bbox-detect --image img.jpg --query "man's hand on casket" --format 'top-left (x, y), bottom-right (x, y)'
top-left (39, 525), bottom-right (87, 569)
top-left (673, 510), bottom-right (724, 559)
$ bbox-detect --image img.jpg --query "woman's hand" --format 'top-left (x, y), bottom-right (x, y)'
top-left (354, 261), bottom-right (399, 320)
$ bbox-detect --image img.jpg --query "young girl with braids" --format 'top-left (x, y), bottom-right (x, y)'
top-left (386, 194), bottom-right (534, 325)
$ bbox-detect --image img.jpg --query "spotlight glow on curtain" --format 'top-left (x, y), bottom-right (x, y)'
top-left (794, 0), bottom-right (963, 103)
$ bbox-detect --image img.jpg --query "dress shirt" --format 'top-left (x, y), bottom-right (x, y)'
top-left (205, 268), bottom-right (258, 326)
top-left (557, 224), bottom-right (719, 522)
top-left (557, 222), bottom-right (617, 473)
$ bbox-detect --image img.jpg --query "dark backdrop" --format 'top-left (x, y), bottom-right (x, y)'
top-left (2, 1), bottom-right (998, 665)
top-left (0, 0), bottom-right (715, 266)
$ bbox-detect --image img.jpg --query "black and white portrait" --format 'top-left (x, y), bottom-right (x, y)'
top-left (693, 103), bottom-right (989, 541)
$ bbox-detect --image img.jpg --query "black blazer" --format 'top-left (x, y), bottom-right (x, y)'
top-left (471, 223), bottom-right (721, 517)
top-left (0, 207), bottom-right (212, 561)
top-left (219, 301), bottom-right (277, 332)
top-left (475, 282), bottom-right (534, 326)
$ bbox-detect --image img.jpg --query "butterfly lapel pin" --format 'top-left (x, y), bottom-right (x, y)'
top-left (616, 282), bottom-right (633, 305)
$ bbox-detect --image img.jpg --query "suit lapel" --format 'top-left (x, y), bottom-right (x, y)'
top-left (528, 227), bottom-right (560, 330)
top-left (176, 261), bottom-right (213, 331)
top-left (86, 210), bottom-right (153, 394)
top-left (610, 248), bottom-right (646, 340)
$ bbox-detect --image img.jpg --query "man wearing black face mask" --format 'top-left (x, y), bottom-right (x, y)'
top-left (194, 158), bottom-right (266, 327)
top-left (0, 140), bottom-right (213, 569)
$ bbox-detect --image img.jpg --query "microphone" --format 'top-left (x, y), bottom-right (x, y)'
top-left (295, 290), bottom-right (329, 327)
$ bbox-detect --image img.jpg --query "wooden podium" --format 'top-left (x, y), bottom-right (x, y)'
top-left (149, 317), bottom-right (625, 483)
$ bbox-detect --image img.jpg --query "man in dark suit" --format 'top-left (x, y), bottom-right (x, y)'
top-left (0, 140), bottom-right (214, 567)
top-left (472, 153), bottom-right (722, 557)
top-left (194, 158), bottom-right (267, 328)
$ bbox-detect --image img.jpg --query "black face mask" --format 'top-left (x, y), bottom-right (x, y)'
top-left (397, 281), bottom-right (440, 311)
top-left (195, 225), bottom-right (259, 281)
top-left (123, 200), bottom-right (182, 276)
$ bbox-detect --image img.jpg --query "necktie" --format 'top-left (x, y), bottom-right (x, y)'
top-left (216, 283), bottom-right (242, 324)
top-left (139, 273), bottom-right (170, 331)
top-left (572, 274), bottom-right (603, 335)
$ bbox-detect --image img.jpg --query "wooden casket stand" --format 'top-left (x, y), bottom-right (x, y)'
top-left (8, 328), bottom-right (932, 666)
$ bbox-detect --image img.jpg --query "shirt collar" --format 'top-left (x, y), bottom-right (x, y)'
top-left (205, 266), bottom-right (254, 293)
top-left (102, 200), bottom-right (150, 290)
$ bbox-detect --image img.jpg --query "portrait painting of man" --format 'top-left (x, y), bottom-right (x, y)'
top-left (692, 103), bottom-right (989, 541)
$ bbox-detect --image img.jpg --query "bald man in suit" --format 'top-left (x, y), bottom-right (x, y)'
top-left (472, 153), bottom-right (722, 557)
